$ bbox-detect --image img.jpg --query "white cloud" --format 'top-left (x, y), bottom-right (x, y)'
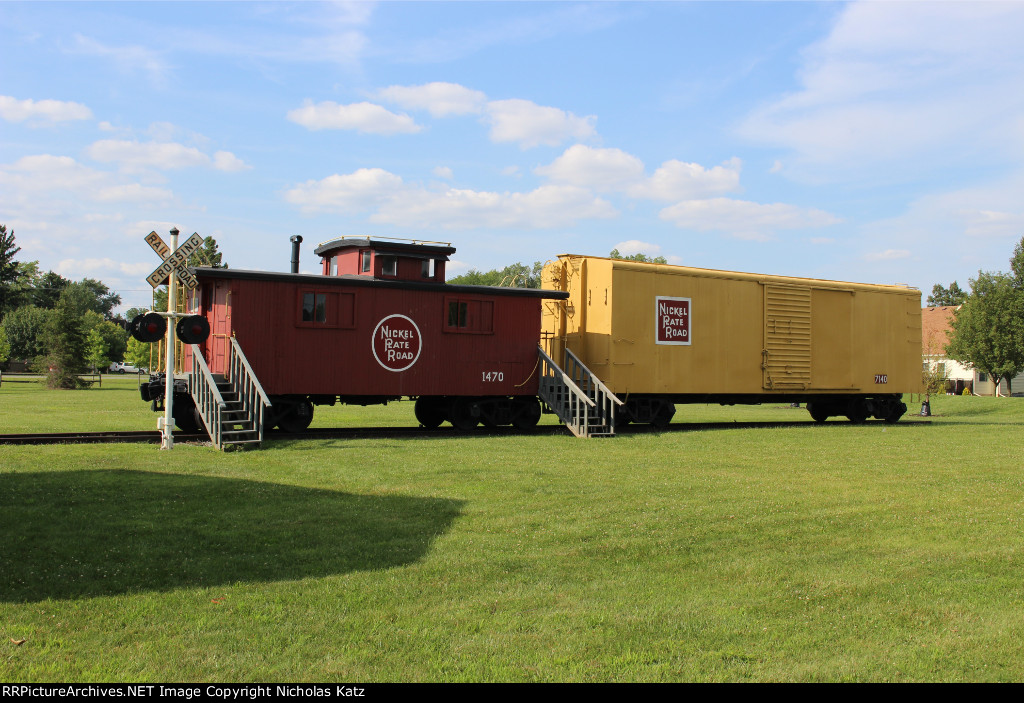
top-left (612, 240), bottom-right (662, 257)
top-left (56, 257), bottom-right (153, 278)
top-left (284, 168), bottom-right (405, 211)
top-left (535, 145), bottom-right (644, 191)
top-left (376, 82), bottom-right (487, 117)
top-left (286, 100), bottom-right (421, 134)
top-left (213, 151), bottom-right (252, 172)
top-left (535, 146), bottom-right (741, 200)
top-left (659, 198), bottom-right (840, 240)
top-left (372, 184), bottom-right (616, 229)
top-left (864, 249), bottom-right (911, 262)
top-left (629, 158), bottom-right (742, 201)
top-left (432, 166), bottom-right (454, 180)
top-left (71, 34), bottom-right (169, 86)
top-left (0, 96), bottom-right (92, 124)
top-left (84, 140), bottom-right (249, 173)
top-left (737, 2), bottom-right (1024, 179)
top-left (283, 168), bottom-right (616, 228)
top-left (485, 99), bottom-right (596, 148)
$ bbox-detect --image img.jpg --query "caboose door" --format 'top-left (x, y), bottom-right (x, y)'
top-left (208, 281), bottom-right (231, 373)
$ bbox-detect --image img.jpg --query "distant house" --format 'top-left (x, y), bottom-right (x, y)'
top-left (922, 305), bottom-right (1023, 396)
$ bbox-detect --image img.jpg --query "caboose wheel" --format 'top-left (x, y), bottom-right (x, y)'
top-left (449, 398), bottom-right (479, 431)
top-left (278, 399), bottom-right (314, 432)
top-left (414, 397), bottom-right (446, 429)
top-left (511, 397), bottom-right (541, 429)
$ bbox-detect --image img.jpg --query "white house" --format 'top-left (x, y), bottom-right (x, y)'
top-left (922, 305), bottom-right (1023, 396)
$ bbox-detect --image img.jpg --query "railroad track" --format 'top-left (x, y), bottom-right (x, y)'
top-left (0, 418), bottom-right (929, 446)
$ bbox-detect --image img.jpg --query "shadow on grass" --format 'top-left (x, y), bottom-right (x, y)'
top-left (0, 470), bottom-right (464, 603)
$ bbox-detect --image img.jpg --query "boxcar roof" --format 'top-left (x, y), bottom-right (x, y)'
top-left (192, 266), bottom-right (568, 299)
top-left (558, 254), bottom-right (921, 296)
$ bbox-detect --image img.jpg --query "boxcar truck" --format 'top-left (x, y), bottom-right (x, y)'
top-left (541, 255), bottom-right (923, 426)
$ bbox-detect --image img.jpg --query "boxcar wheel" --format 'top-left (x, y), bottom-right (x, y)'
top-left (807, 402), bottom-right (830, 423)
top-left (414, 397), bottom-right (446, 429)
top-left (650, 402), bottom-right (676, 429)
top-left (845, 400), bottom-right (869, 424)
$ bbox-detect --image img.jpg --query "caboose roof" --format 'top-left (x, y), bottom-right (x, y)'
top-left (314, 237), bottom-right (456, 261)
top-left (191, 267), bottom-right (568, 299)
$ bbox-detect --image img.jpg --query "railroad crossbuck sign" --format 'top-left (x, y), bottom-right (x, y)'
top-left (145, 230), bottom-right (203, 290)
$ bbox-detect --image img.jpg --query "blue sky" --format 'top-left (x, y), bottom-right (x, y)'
top-left (3, 1), bottom-right (1024, 312)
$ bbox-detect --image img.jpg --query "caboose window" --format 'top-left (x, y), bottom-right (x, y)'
top-left (302, 293), bottom-right (327, 323)
top-left (381, 256), bottom-right (397, 277)
top-left (444, 297), bottom-right (493, 334)
top-left (297, 290), bottom-right (356, 329)
top-left (361, 251), bottom-right (371, 273)
top-left (447, 301), bottom-right (467, 328)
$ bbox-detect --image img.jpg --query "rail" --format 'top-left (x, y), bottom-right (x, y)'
top-left (187, 346), bottom-right (226, 449)
top-left (227, 337), bottom-right (272, 441)
top-left (538, 345), bottom-right (613, 438)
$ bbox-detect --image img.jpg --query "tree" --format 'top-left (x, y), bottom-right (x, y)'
top-left (1011, 235), bottom-right (1024, 286)
top-left (82, 312), bottom-right (128, 367)
top-left (124, 336), bottom-right (154, 371)
top-left (36, 289), bottom-right (89, 389)
top-left (609, 248), bottom-right (668, 264)
top-left (31, 270), bottom-right (71, 309)
top-left (85, 327), bottom-right (112, 372)
top-left (0, 326), bottom-right (10, 367)
top-left (448, 261), bottom-right (545, 288)
top-left (0, 305), bottom-right (52, 361)
top-left (189, 235), bottom-right (228, 268)
top-left (927, 281), bottom-right (968, 307)
top-left (57, 279), bottom-right (122, 320)
top-left (0, 225), bottom-right (22, 317)
top-left (946, 272), bottom-right (1024, 395)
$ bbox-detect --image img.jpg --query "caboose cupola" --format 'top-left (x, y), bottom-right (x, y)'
top-left (315, 236), bottom-right (455, 283)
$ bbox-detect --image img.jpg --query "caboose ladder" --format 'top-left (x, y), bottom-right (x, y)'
top-left (537, 346), bottom-right (622, 438)
top-left (188, 339), bottom-right (271, 450)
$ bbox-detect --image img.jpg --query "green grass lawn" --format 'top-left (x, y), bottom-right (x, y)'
top-left (1, 380), bottom-right (1022, 681)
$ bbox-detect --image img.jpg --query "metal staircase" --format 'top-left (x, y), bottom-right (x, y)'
top-left (187, 339), bottom-right (271, 450)
top-left (537, 346), bottom-right (622, 438)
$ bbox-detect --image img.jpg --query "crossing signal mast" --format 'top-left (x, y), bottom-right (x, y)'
top-left (133, 227), bottom-right (210, 449)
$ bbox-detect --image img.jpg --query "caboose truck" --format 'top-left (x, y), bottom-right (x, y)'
top-left (140, 240), bottom-right (922, 449)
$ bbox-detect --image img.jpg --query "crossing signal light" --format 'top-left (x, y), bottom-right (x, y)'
top-left (131, 313), bottom-right (166, 343)
top-left (176, 315), bottom-right (210, 345)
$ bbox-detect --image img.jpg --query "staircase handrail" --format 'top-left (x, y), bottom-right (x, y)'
top-left (564, 348), bottom-right (624, 408)
top-left (538, 345), bottom-right (596, 409)
top-left (228, 337), bottom-right (271, 407)
top-left (188, 344), bottom-right (226, 449)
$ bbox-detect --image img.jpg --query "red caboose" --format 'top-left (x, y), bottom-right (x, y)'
top-left (182, 237), bottom-right (567, 433)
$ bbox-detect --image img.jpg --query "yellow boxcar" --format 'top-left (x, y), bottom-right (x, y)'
top-left (541, 255), bottom-right (922, 425)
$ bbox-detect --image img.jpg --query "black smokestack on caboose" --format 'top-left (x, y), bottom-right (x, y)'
top-left (289, 235), bottom-right (303, 273)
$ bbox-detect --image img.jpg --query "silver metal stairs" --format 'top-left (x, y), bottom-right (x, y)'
top-left (187, 339), bottom-right (271, 450)
top-left (537, 346), bottom-right (623, 438)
